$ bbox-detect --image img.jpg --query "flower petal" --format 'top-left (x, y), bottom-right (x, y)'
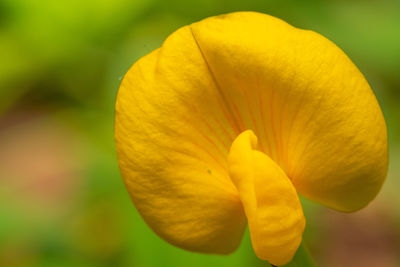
top-left (228, 130), bottom-right (305, 266)
top-left (190, 12), bottom-right (388, 212)
top-left (115, 26), bottom-right (247, 253)
top-left (116, 10), bottom-right (388, 258)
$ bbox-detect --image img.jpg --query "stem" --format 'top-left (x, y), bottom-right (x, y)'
top-left (292, 241), bottom-right (315, 267)
top-left (270, 241), bottom-right (315, 267)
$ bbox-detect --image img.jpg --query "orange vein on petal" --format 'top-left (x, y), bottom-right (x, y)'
top-left (231, 102), bottom-right (246, 132)
top-left (239, 79), bottom-right (265, 153)
top-left (269, 87), bottom-right (279, 162)
top-left (187, 138), bottom-right (227, 173)
top-left (213, 115), bottom-right (235, 145)
top-left (277, 83), bottom-right (288, 169)
top-left (215, 92), bottom-right (240, 135)
top-left (257, 80), bottom-right (272, 156)
top-left (189, 104), bottom-right (230, 151)
top-left (189, 26), bottom-right (242, 134)
top-left (182, 116), bottom-right (228, 167)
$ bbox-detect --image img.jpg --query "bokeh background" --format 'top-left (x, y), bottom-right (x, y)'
top-left (0, 0), bottom-right (399, 266)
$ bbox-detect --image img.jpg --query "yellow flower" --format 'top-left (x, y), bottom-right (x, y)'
top-left (114, 12), bottom-right (388, 266)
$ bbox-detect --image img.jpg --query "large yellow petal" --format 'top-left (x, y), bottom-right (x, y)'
top-left (115, 26), bottom-right (246, 253)
top-left (190, 12), bottom-right (388, 212)
top-left (228, 130), bottom-right (305, 266)
top-left (115, 11), bottom-right (388, 259)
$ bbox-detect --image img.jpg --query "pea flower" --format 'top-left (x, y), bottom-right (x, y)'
top-left (115, 12), bottom-right (388, 266)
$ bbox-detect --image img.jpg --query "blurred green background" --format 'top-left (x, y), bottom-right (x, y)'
top-left (0, 0), bottom-right (399, 266)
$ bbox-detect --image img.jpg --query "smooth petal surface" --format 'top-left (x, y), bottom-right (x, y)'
top-left (228, 130), bottom-right (305, 266)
